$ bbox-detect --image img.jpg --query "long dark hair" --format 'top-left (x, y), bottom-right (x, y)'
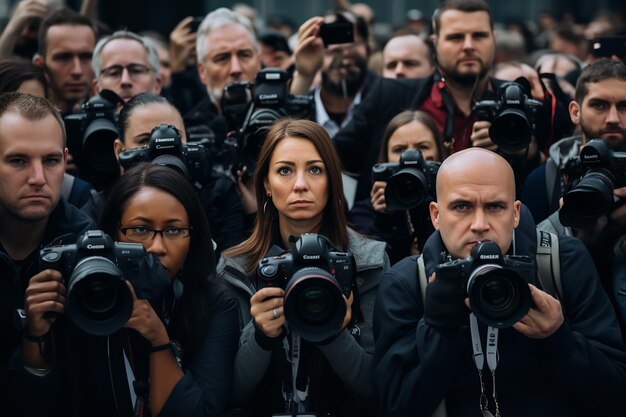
top-left (0, 58), bottom-right (47, 95)
top-left (223, 119), bottom-right (348, 274)
top-left (99, 162), bottom-right (216, 360)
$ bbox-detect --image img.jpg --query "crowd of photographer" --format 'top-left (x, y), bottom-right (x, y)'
top-left (0, 0), bottom-right (626, 416)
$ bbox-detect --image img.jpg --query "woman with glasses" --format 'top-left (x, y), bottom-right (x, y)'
top-left (218, 119), bottom-right (388, 417)
top-left (12, 163), bottom-right (239, 417)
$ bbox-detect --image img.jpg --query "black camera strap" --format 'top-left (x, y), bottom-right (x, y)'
top-left (469, 314), bottom-right (501, 417)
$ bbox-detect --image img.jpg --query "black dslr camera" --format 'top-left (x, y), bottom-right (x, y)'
top-left (257, 233), bottom-right (354, 343)
top-left (64, 90), bottom-right (124, 189)
top-left (371, 149), bottom-right (440, 211)
top-left (559, 139), bottom-right (626, 228)
top-left (474, 80), bottom-right (543, 153)
top-left (435, 241), bottom-right (535, 328)
top-left (40, 230), bottom-right (168, 336)
top-left (118, 124), bottom-right (212, 191)
top-left (223, 68), bottom-right (313, 178)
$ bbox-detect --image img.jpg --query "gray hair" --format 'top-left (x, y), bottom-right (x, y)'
top-left (92, 30), bottom-right (160, 78)
top-left (196, 7), bottom-right (259, 63)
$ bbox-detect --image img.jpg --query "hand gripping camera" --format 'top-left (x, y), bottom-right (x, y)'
top-left (257, 233), bottom-right (354, 342)
top-left (435, 241), bottom-right (535, 328)
top-left (118, 124), bottom-right (212, 191)
top-left (474, 80), bottom-right (543, 153)
top-left (371, 149), bottom-right (440, 211)
top-left (40, 230), bottom-right (169, 336)
top-left (559, 139), bottom-right (626, 228)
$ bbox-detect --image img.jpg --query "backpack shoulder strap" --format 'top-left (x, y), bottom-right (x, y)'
top-left (535, 229), bottom-right (563, 301)
top-left (417, 255), bottom-right (428, 303)
top-left (416, 255), bottom-right (448, 417)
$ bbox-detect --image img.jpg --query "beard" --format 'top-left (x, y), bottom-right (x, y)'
top-left (441, 58), bottom-right (491, 87)
top-left (321, 55), bottom-right (368, 98)
top-left (580, 114), bottom-right (626, 152)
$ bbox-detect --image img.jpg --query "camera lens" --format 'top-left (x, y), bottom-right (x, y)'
top-left (490, 109), bottom-right (532, 153)
top-left (78, 273), bottom-right (119, 315)
top-left (283, 267), bottom-right (346, 343)
top-left (66, 256), bottom-right (133, 336)
top-left (560, 168), bottom-right (614, 227)
top-left (83, 119), bottom-right (119, 173)
top-left (385, 168), bottom-right (427, 210)
top-left (295, 286), bottom-right (334, 325)
top-left (467, 264), bottom-right (531, 328)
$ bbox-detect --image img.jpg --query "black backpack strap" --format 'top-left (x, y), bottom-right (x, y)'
top-left (536, 230), bottom-right (563, 301)
top-left (416, 256), bottom-right (448, 417)
top-left (544, 158), bottom-right (560, 213)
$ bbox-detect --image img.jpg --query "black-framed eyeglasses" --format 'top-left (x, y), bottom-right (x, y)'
top-left (101, 64), bottom-right (152, 80)
top-left (119, 225), bottom-right (192, 243)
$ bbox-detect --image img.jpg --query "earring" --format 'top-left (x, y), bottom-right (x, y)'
top-left (267, 192), bottom-right (272, 198)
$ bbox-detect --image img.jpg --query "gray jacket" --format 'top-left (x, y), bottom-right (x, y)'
top-left (217, 229), bottom-right (388, 404)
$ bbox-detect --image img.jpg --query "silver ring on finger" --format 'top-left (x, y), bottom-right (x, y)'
top-left (273, 307), bottom-right (280, 320)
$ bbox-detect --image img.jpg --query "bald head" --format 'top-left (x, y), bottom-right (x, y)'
top-left (436, 148), bottom-right (516, 199)
top-left (431, 148), bottom-right (520, 258)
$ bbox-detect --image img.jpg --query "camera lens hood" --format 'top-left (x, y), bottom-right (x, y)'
top-left (467, 264), bottom-right (531, 328)
top-left (385, 168), bottom-right (427, 211)
top-left (490, 109), bottom-right (532, 153)
top-left (83, 119), bottom-right (120, 173)
top-left (560, 169), bottom-right (614, 228)
top-left (283, 267), bottom-right (346, 343)
top-left (66, 256), bottom-right (133, 336)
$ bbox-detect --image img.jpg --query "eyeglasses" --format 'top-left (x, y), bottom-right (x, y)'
top-left (100, 64), bottom-right (152, 80)
top-left (119, 226), bottom-right (192, 243)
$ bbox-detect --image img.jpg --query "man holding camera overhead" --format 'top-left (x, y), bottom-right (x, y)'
top-left (333, 0), bottom-right (560, 202)
top-left (373, 147), bottom-right (626, 417)
top-left (523, 58), bottom-right (626, 340)
top-left (291, 9), bottom-right (376, 139)
top-left (0, 92), bottom-right (95, 413)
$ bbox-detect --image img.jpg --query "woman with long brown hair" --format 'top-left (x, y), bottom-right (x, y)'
top-left (218, 119), bottom-right (388, 417)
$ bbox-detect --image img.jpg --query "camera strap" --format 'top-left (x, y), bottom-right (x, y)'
top-left (281, 333), bottom-right (309, 413)
top-left (469, 314), bottom-right (501, 417)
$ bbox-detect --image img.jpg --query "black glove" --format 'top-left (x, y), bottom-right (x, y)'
top-left (423, 272), bottom-right (469, 330)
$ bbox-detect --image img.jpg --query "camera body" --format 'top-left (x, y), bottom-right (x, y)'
top-left (474, 81), bottom-right (543, 153)
top-left (257, 233), bottom-right (354, 342)
top-left (371, 149), bottom-right (440, 211)
top-left (40, 230), bottom-right (150, 336)
top-left (223, 68), bottom-right (313, 178)
top-left (435, 241), bottom-right (535, 328)
top-left (64, 90), bottom-right (123, 189)
top-left (118, 124), bottom-right (212, 191)
top-left (559, 139), bottom-right (626, 227)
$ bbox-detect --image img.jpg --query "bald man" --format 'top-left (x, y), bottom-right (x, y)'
top-left (372, 148), bottom-right (626, 417)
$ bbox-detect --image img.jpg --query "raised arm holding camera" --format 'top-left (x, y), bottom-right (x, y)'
top-left (217, 119), bottom-right (388, 417)
top-left (9, 163), bottom-right (239, 417)
top-left (373, 148), bottom-right (626, 417)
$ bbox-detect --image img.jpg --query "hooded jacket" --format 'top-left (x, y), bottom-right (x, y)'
top-left (522, 135), bottom-right (582, 223)
top-left (217, 228), bottom-right (388, 417)
top-left (373, 207), bottom-right (626, 417)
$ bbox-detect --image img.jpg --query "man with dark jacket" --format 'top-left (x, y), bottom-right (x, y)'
top-left (0, 92), bottom-right (96, 413)
top-left (373, 148), bottom-right (626, 417)
top-left (523, 59), bottom-right (626, 340)
top-left (334, 0), bottom-right (545, 201)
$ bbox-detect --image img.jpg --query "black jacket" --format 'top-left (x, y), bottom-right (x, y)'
top-left (7, 286), bottom-right (239, 417)
top-left (333, 73), bottom-right (507, 201)
top-left (0, 199), bottom-right (96, 413)
top-left (373, 209), bottom-right (626, 417)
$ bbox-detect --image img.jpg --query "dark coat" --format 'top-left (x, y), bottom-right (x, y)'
top-left (0, 199), bottom-right (96, 415)
top-left (372, 208), bottom-right (626, 417)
